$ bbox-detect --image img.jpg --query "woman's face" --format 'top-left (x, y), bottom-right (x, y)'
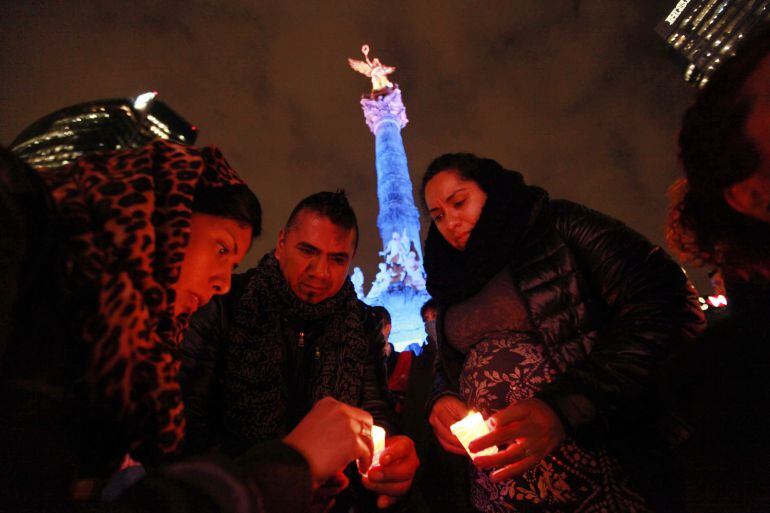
top-left (424, 169), bottom-right (488, 251)
top-left (174, 213), bottom-right (252, 316)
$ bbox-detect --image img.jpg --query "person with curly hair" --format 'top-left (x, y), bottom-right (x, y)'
top-left (665, 24), bottom-right (770, 513)
top-left (667, 29), bottom-right (770, 279)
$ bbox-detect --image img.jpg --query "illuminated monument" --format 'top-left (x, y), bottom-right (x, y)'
top-left (349, 45), bottom-right (430, 350)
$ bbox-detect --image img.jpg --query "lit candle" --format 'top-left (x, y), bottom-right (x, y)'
top-left (450, 411), bottom-right (498, 458)
top-left (371, 425), bottom-right (386, 467)
top-left (362, 425), bottom-right (387, 476)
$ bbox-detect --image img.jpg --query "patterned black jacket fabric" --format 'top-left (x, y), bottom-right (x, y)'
top-left (179, 260), bottom-right (396, 455)
top-left (430, 199), bottom-right (705, 496)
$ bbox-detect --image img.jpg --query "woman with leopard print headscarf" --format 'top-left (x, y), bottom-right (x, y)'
top-left (0, 139), bottom-right (259, 504)
top-left (1, 140), bottom-right (380, 513)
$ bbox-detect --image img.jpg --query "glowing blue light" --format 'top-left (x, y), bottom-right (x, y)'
top-left (358, 88), bottom-right (430, 351)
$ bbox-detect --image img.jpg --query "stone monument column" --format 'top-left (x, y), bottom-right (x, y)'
top-left (361, 88), bottom-right (424, 262)
top-left (349, 45), bottom-right (430, 349)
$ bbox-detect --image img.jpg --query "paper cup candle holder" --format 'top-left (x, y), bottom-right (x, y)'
top-left (450, 411), bottom-right (498, 458)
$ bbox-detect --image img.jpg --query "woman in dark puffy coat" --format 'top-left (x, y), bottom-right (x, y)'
top-left (421, 153), bottom-right (704, 513)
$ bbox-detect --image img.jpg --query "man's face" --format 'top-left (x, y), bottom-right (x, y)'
top-left (274, 210), bottom-right (357, 304)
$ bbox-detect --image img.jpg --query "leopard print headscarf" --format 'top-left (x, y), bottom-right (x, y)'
top-left (38, 139), bottom-right (246, 463)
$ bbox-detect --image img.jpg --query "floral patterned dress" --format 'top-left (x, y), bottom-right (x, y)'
top-left (444, 269), bottom-right (650, 513)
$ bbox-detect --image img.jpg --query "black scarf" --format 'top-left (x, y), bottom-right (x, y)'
top-left (424, 165), bottom-right (549, 306)
top-left (223, 253), bottom-right (368, 443)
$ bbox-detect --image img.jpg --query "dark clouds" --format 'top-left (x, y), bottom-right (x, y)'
top-left (0, 0), bottom-right (709, 289)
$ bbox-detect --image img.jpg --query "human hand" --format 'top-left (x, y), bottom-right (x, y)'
top-left (428, 395), bottom-right (468, 455)
top-left (309, 471), bottom-right (349, 513)
top-left (283, 396), bottom-right (374, 485)
top-left (469, 398), bottom-right (565, 482)
top-left (361, 435), bottom-right (419, 509)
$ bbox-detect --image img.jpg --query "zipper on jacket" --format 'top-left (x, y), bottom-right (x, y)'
top-left (292, 331), bottom-right (306, 401)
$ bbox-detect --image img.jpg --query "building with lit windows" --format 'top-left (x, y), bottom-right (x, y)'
top-left (656, 0), bottom-right (770, 87)
top-left (10, 92), bottom-right (197, 169)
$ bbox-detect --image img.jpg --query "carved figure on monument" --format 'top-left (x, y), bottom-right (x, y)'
top-left (351, 266), bottom-right (365, 300)
top-left (399, 228), bottom-right (412, 260)
top-left (403, 251), bottom-right (426, 291)
top-left (380, 231), bottom-right (403, 266)
top-left (348, 44), bottom-right (396, 93)
top-left (367, 263), bottom-right (391, 299)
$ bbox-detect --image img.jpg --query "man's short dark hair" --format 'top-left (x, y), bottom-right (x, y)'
top-left (371, 305), bottom-right (391, 326)
top-left (420, 299), bottom-right (436, 321)
top-left (285, 190), bottom-right (359, 250)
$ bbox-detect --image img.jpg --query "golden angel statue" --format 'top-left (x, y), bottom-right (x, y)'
top-left (348, 44), bottom-right (396, 92)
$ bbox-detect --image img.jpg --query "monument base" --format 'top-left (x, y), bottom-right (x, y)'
top-left (365, 284), bottom-right (430, 352)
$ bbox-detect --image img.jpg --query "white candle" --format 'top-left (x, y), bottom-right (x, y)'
top-left (450, 411), bottom-right (498, 458)
top-left (361, 425), bottom-right (387, 476)
top-left (371, 425), bottom-right (386, 467)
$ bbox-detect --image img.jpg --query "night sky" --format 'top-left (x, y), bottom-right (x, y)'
top-left (0, 1), bottom-right (709, 290)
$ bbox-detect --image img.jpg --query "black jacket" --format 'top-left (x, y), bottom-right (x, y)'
top-left (180, 270), bottom-right (396, 455)
top-left (431, 199), bottom-right (705, 449)
top-left (660, 279), bottom-right (770, 512)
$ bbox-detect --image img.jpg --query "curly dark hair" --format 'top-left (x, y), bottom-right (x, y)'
top-left (668, 23), bottom-right (770, 274)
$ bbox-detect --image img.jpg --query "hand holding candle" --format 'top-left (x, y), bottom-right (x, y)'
top-left (283, 397), bottom-right (375, 485)
top-left (428, 395), bottom-right (470, 455)
top-left (361, 434), bottom-right (419, 510)
top-left (467, 398), bottom-right (565, 482)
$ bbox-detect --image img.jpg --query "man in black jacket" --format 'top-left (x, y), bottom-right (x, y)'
top-left (180, 191), bottom-right (418, 511)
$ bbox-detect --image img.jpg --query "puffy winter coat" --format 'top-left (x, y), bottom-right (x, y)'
top-left (432, 199), bottom-right (706, 448)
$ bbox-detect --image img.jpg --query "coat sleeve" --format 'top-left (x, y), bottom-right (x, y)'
top-left (428, 330), bottom-right (465, 414)
top-left (179, 296), bottom-right (226, 457)
top-left (534, 200), bottom-right (706, 437)
top-left (117, 441), bottom-right (312, 513)
top-left (359, 308), bottom-right (400, 434)
top-left (427, 307), bottom-right (467, 414)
